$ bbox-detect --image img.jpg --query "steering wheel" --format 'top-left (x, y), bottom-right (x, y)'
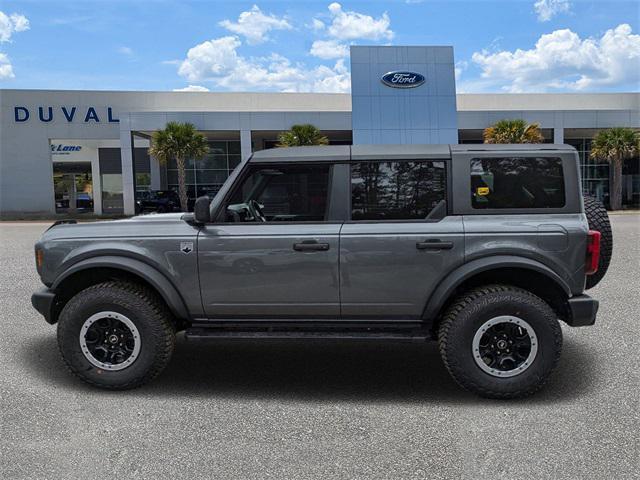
top-left (248, 200), bottom-right (267, 222)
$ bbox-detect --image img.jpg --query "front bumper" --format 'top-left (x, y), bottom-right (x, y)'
top-left (31, 288), bottom-right (57, 325)
top-left (565, 294), bottom-right (599, 327)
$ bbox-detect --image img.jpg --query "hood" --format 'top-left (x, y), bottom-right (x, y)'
top-left (40, 213), bottom-right (198, 241)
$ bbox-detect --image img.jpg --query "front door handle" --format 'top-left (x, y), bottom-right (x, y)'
top-left (416, 239), bottom-right (454, 250)
top-left (293, 240), bottom-right (330, 252)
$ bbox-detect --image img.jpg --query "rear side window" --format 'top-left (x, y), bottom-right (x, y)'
top-left (351, 160), bottom-right (447, 220)
top-left (471, 157), bottom-right (565, 209)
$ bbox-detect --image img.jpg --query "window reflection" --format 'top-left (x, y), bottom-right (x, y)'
top-left (471, 157), bottom-right (565, 209)
top-left (351, 161), bottom-right (446, 220)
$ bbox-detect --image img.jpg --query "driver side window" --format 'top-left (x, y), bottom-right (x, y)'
top-left (224, 164), bottom-right (331, 222)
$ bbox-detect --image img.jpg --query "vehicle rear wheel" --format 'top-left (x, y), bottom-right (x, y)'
top-left (57, 281), bottom-right (175, 389)
top-left (584, 195), bottom-right (612, 289)
top-left (438, 285), bottom-right (562, 399)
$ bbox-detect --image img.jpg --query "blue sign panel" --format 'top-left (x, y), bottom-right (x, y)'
top-left (380, 71), bottom-right (426, 89)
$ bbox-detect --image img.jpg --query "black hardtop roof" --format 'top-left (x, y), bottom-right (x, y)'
top-left (248, 144), bottom-right (576, 163)
top-left (450, 143), bottom-right (575, 152)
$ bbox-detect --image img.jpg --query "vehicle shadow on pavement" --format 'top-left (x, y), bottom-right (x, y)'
top-left (23, 332), bottom-right (597, 404)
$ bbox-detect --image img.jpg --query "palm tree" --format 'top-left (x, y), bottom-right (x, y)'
top-left (590, 127), bottom-right (640, 210)
top-left (148, 122), bottom-right (209, 212)
top-left (483, 119), bottom-right (544, 144)
top-left (277, 124), bottom-right (329, 147)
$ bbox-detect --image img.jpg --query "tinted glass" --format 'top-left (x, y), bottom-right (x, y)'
top-left (226, 164), bottom-right (330, 222)
top-left (351, 161), bottom-right (446, 220)
top-left (471, 157), bottom-right (565, 209)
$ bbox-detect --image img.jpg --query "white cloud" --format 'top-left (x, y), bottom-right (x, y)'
top-left (308, 3), bottom-right (393, 59)
top-left (310, 39), bottom-right (349, 59)
top-left (118, 46), bottom-right (133, 56)
top-left (173, 85), bottom-right (210, 92)
top-left (0, 11), bottom-right (29, 43)
top-left (178, 36), bottom-right (243, 81)
top-left (324, 3), bottom-right (393, 41)
top-left (310, 18), bottom-right (325, 31)
top-left (0, 52), bottom-right (14, 79)
top-left (471, 24), bottom-right (640, 92)
top-left (534, 0), bottom-right (571, 22)
top-left (219, 5), bottom-right (291, 45)
top-left (177, 36), bottom-right (350, 93)
top-left (310, 58), bottom-right (351, 93)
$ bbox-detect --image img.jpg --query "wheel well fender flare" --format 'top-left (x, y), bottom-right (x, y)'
top-left (52, 256), bottom-right (190, 320)
top-left (422, 255), bottom-right (572, 321)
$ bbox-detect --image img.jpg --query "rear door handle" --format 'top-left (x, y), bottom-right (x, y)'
top-left (293, 240), bottom-right (330, 252)
top-left (416, 240), bottom-right (454, 250)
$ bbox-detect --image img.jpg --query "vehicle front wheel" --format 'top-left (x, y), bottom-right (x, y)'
top-left (438, 285), bottom-right (562, 399)
top-left (57, 281), bottom-right (175, 390)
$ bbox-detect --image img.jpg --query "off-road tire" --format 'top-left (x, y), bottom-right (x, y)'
top-left (438, 285), bottom-right (562, 399)
top-left (584, 195), bottom-right (612, 289)
top-left (57, 281), bottom-right (175, 390)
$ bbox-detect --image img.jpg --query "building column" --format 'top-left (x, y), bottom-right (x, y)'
top-left (240, 129), bottom-right (252, 161)
top-left (91, 151), bottom-right (103, 215)
top-left (553, 127), bottom-right (564, 144)
top-left (120, 117), bottom-right (136, 215)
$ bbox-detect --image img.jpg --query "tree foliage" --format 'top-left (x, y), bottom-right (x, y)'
top-left (148, 122), bottom-right (209, 212)
top-left (483, 119), bottom-right (544, 144)
top-left (277, 124), bottom-right (329, 147)
top-left (590, 127), bottom-right (640, 210)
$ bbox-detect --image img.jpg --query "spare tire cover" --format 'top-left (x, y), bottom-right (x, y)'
top-left (584, 196), bottom-right (613, 289)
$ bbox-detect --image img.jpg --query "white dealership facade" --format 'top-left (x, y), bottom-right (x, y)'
top-left (1, 46), bottom-right (638, 216)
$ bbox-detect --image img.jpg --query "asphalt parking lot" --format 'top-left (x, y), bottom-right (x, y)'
top-left (1, 215), bottom-right (638, 479)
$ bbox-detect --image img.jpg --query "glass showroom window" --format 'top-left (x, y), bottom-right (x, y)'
top-left (53, 163), bottom-right (94, 214)
top-left (565, 137), bottom-right (610, 206)
top-left (102, 173), bottom-right (124, 214)
top-left (166, 140), bottom-right (241, 200)
top-left (136, 173), bottom-right (151, 192)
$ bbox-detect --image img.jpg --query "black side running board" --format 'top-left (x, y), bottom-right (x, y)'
top-left (185, 321), bottom-right (430, 342)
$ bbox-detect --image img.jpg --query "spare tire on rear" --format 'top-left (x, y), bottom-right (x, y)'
top-left (584, 196), bottom-right (612, 289)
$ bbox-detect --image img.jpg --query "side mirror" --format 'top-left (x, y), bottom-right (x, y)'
top-left (193, 196), bottom-right (212, 223)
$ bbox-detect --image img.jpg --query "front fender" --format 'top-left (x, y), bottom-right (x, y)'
top-left (51, 255), bottom-right (191, 320)
top-left (422, 255), bottom-right (572, 322)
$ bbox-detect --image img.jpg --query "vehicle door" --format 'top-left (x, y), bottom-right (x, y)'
top-left (339, 158), bottom-right (465, 319)
top-left (198, 162), bottom-right (343, 319)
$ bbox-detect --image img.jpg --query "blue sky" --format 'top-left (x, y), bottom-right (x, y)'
top-left (0, 0), bottom-right (638, 93)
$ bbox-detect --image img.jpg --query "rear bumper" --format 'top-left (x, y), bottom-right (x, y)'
top-left (31, 288), bottom-right (57, 325)
top-left (565, 294), bottom-right (599, 327)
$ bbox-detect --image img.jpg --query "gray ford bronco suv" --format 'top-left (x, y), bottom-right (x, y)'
top-left (32, 144), bottom-right (612, 398)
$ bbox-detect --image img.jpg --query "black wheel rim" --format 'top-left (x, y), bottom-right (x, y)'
top-left (80, 311), bottom-right (141, 371)
top-left (472, 316), bottom-right (538, 378)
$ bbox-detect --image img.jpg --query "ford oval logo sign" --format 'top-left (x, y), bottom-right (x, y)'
top-left (381, 71), bottom-right (425, 88)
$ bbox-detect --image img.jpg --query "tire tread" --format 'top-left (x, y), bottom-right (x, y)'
top-left (438, 284), bottom-right (562, 399)
top-left (57, 281), bottom-right (175, 390)
top-left (584, 196), bottom-right (612, 289)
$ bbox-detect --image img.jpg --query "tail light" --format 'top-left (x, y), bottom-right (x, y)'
top-left (585, 230), bottom-right (601, 275)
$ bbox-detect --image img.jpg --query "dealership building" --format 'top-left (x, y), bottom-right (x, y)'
top-left (1, 46), bottom-right (638, 217)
